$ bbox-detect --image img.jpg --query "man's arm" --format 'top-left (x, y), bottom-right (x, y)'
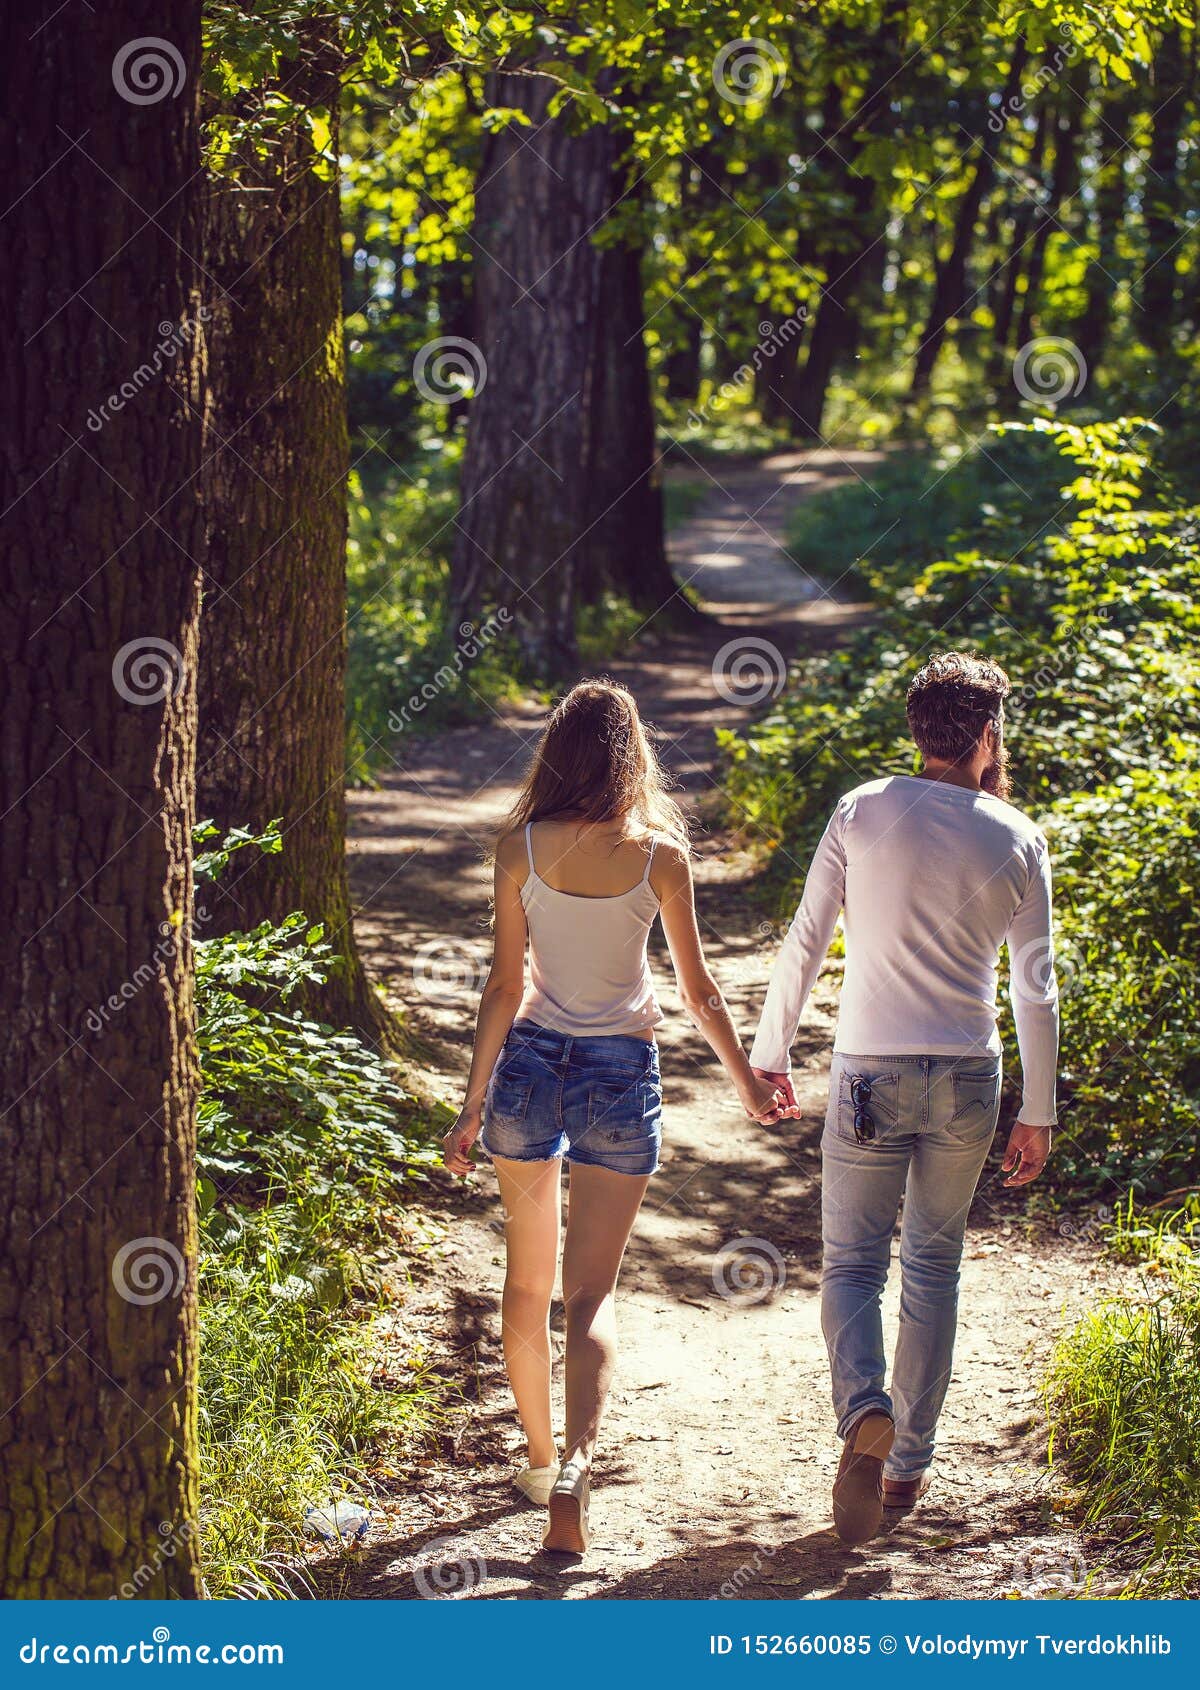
top-left (1002, 838), bottom-right (1059, 1183)
top-left (749, 801), bottom-right (847, 1079)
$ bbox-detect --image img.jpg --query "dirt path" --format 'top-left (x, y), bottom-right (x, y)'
top-left (340, 450), bottom-right (1117, 1602)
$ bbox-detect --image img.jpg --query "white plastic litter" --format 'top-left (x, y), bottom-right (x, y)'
top-left (303, 1500), bottom-right (372, 1545)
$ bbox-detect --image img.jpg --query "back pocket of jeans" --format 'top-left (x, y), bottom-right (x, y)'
top-left (835, 1068), bottom-right (900, 1144)
top-left (950, 1067), bottom-right (1000, 1129)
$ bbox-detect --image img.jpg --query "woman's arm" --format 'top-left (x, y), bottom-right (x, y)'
top-left (442, 835), bottom-right (528, 1175)
top-left (654, 842), bottom-right (783, 1121)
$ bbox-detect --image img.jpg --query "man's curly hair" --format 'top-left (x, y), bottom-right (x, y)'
top-left (905, 651), bottom-right (1010, 765)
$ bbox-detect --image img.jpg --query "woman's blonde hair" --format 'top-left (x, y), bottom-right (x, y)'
top-left (495, 679), bottom-right (689, 853)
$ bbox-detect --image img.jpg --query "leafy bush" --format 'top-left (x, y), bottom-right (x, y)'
top-left (193, 825), bottom-right (442, 1597)
top-left (720, 420), bottom-right (1200, 1195)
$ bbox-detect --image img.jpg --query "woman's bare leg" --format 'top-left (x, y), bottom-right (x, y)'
top-left (492, 1156), bottom-right (562, 1469)
top-left (560, 1164), bottom-right (650, 1471)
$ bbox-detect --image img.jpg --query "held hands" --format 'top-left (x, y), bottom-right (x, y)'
top-left (1001, 1120), bottom-right (1053, 1187)
top-left (442, 1107), bottom-right (481, 1178)
top-left (748, 1067), bottom-right (802, 1123)
top-left (740, 1069), bottom-right (795, 1124)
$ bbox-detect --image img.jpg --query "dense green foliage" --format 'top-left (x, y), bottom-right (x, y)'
top-left (1047, 1201), bottom-right (1200, 1595)
top-left (193, 827), bottom-right (440, 1596)
top-left (719, 420), bottom-right (1200, 1196)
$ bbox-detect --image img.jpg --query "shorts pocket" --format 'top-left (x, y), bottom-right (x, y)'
top-left (833, 1067), bottom-right (901, 1144)
top-left (488, 1066), bottom-right (535, 1124)
top-left (586, 1073), bottom-right (655, 1142)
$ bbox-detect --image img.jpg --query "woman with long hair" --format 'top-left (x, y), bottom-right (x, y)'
top-left (442, 680), bottom-right (783, 1552)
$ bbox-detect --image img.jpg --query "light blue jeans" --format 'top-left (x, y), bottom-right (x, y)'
top-left (821, 1051), bottom-right (1001, 1480)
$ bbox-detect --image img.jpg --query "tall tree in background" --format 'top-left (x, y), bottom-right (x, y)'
top-left (909, 40), bottom-right (1029, 398)
top-left (1139, 24), bottom-right (1187, 352)
top-left (1075, 85), bottom-right (1134, 380)
top-left (1012, 72), bottom-right (1086, 352)
top-left (449, 67), bottom-right (674, 670)
top-left (0, 2), bottom-right (204, 1595)
top-left (198, 21), bottom-right (390, 1044)
top-left (789, 0), bottom-right (908, 439)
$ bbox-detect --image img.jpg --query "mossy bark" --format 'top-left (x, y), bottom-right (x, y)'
top-left (0, 0), bottom-right (204, 1597)
top-left (197, 32), bottom-right (391, 1046)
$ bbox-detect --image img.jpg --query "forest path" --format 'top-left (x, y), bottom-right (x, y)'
top-left (340, 449), bottom-right (1114, 1602)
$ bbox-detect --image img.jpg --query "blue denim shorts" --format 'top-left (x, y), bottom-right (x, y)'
top-left (480, 1020), bottom-right (662, 1176)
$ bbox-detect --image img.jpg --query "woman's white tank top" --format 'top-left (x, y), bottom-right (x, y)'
top-left (516, 822), bottom-right (664, 1037)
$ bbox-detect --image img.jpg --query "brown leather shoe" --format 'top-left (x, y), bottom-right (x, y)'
top-left (831, 1413), bottom-right (895, 1545)
top-left (883, 1471), bottom-right (932, 1510)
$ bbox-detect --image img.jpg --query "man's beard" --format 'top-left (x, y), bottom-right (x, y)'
top-left (981, 740), bottom-right (1012, 800)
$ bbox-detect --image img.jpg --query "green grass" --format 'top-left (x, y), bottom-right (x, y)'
top-left (1045, 1201), bottom-right (1200, 1596)
top-left (199, 1200), bottom-right (440, 1598)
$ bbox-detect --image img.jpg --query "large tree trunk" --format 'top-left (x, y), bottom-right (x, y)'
top-left (197, 31), bottom-right (389, 1045)
top-left (909, 42), bottom-right (1028, 398)
top-left (787, 2), bottom-right (907, 438)
top-left (0, 2), bottom-right (204, 1596)
top-left (662, 148), bottom-right (720, 402)
top-left (449, 72), bottom-right (667, 670)
top-left (585, 178), bottom-right (678, 611)
top-left (789, 266), bottom-right (860, 439)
